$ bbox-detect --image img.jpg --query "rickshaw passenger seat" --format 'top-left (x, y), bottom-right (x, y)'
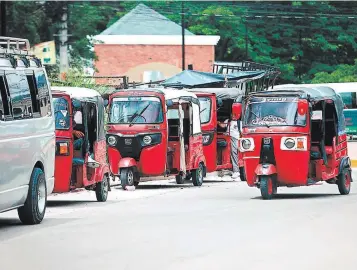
top-left (73, 157), bottom-right (85, 166)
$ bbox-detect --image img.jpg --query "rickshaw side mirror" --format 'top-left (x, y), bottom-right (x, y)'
top-left (232, 103), bottom-right (242, 121)
top-left (311, 110), bottom-right (323, 120)
top-left (166, 100), bottom-right (174, 107)
top-left (297, 100), bottom-right (308, 115)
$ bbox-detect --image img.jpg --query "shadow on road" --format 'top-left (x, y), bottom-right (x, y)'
top-left (203, 180), bottom-right (237, 183)
top-left (47, 200), bottom-right (98, 207)
top-left (0, 218), bottom-right (22, 228)
top-left (251, 193), bottom-right (339, 200)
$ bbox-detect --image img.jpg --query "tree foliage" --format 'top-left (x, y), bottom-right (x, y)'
top-left (4, 1), bottom-right (357, 83)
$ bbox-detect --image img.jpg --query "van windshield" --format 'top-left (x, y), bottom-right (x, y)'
top-left (109, 96), bottom-right (163, 124)
top-left (198, 97), bottom-right (211, 124)
top-left (53, 97), bottom-right (70, 130)
top-left (243, 96), bottom-right (306, 127)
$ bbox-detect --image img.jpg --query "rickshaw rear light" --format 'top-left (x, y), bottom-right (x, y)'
top-left (240, 138), bottom-right (254, 152)
top-left (143, 135), bottom-right (152, 145)
top-left (284, 138), bottom-right (295, 149)
top-left (242, 139), bottom-right (251, 149)
top-left (59, 142), bottom-right (69, 155)
top-left (296, 139), bottom-right (304, 149)
top-left (107, 136), bottom-right (117, 146)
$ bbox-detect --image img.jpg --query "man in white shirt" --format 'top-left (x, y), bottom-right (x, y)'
top-left (217, 119), bottom-right (240, 179)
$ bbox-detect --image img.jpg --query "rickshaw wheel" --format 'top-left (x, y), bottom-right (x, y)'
top-left (120, 168), bottom-right (135, 190)
top-left (259, 176), bottom-right (275, 200)
top-left (185, 172), bottom-right (192, 181)
top-left (192, 163), bottom-right (204, 186)
top-left (175, 174), bottom-right (185, 184)
top-left (337, 169), bottom-right (352, 195)
top-left (239, 167), bottom-right (246, 182)
top-left (95, 174), bottom-right (109, 202)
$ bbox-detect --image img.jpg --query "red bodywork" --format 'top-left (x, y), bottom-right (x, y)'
top-left (195, 93), bottom-right (232, 173)
top-left (52, 91), bottom-right (110, 193)
top-left (106, 90), bottom-right (205, 179)
top-left (242, 117), bottom-right (349, 188)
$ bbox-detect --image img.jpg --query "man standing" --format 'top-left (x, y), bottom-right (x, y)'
top-left (217, 118), bottom-right (240, 179)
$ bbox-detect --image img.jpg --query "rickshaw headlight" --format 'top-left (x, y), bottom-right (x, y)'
top-left (143, 135), bottom-right (152, 145)
top-left (242, 139), bottom-right (252, 150)
top-left (284, 138), bottom-right (295, 149)
top-left (107, 136), bottom-right (117, 146)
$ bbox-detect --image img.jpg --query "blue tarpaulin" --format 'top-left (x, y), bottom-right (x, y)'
top-left (161, 70), bottom-right (266, 88)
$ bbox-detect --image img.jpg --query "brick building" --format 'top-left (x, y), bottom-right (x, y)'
top-left (94, 4), bottom-right (220, 83)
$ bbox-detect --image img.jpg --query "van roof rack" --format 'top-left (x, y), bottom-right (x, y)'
top-left (0, 36), bottom-right (34, 57)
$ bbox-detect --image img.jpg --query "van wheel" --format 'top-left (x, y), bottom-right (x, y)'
top-left (239, 167), bottom-right (246, 181)
top-left (120, 168), bottom-right (135, 190)
top-left (176, 174), bottom-right (185, 184)
top-left (337, 169), bottom-right (351, 195)
top-left (260, 176), bottom-right (275, 200)
top-left (192, 163), bottom-right (204, 186)
top-left (96, 174), bottom-right (109, 202)
top-left (18, 168), bottom-right (47, 225)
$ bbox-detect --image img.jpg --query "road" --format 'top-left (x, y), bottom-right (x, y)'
top-left (0, 173), bottom-right (357, 270)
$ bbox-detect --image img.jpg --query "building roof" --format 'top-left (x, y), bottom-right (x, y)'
top-left (100, 3), bottom-right (194, 36)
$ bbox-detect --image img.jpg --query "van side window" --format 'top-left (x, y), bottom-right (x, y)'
top-left (5, 71), bottom-right (32, 120)
top-left (26, 72), bottom-right (41, 117)
top-left (34, 70), bottom-right (51, 117)
top-left (0, 75), bottom-right (11, 120)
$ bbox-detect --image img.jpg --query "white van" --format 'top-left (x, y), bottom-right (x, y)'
top-left (0, 36), bottom-right (55, 224)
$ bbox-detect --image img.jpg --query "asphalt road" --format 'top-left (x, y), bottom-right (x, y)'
top-left (0, 174), bottom-right (356, 270)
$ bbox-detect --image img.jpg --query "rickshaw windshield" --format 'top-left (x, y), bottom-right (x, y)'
top-left (243, 96), bottom-right (306, 127)
top-left (198, 97), bottom-right (211, 124)
top-left (53, 97), bottom-right (70, 130)
top-left (109, 96), bottom-right (164, 124)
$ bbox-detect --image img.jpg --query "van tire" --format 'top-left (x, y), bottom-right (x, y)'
top-left (120, 168), bottom-right (135, 190)
top-left (175, 175), bottom-right (185, 184)
top-left (192, 163), bottom-right (204, 186)
top-left (96, 174), bottom-right (109, 202)
top-left (18, 168), bottom-right (47, 225)
top-left (337, 168), bottom-right (351, 195)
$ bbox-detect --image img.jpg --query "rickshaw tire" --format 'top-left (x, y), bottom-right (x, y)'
top-left (134, 181), bottom-right (140, 187)
top-left (192, 163), bottom-right (204, 187)
top-left (120, 168), bottom-right (135, 190)
top-left (175, 175), bottom-right (185, 184)
top-left (185, 172), bottom-right (192, 181)
top-left (239, 167), bottom-right (246, 182)
top-left (95, 174), bottom-right (109, 202)
top-left (259, 176), bottom-right (274, 200)
top-left (18, 168), bottom-right (47, 225)
top-left (337, 169), bottom-right (351, 195)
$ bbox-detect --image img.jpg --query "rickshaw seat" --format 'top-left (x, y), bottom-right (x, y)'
top-left (73, 157), bottom-right (85, 166)
top-left (217, 140), bottom-right (227, 148)
top-left (325, 146), bottom-right (333, 155)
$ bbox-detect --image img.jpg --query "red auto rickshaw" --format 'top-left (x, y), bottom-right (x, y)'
top-left (186, 88), bottom-right (243, 178)
top-left (105, 88), bottom-right (206, 189)
top-left (52, 86), bottom-right (110, 201)
top-left (234, 85), bottom-right (353, 199)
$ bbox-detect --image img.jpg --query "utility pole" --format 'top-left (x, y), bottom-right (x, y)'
top-left (0, 1), bottom-right (6, 36)
top-left (59, 3), bottom-right (69, 80)
top-left (181, 1), bottom-right (185, 71)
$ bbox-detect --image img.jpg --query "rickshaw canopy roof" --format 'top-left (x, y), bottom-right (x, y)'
top-left (116, 88), bottom-right (198, 102)
top-left (161, 69), bottom-right (266, 88)
top-left (185, 87), bottom-right (244, 100)
top-left (51, 86), bottom-right (102, 101)
top-left (265, 85), bottom-right (346, 134)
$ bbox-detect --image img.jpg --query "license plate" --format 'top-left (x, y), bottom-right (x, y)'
top-left (125, 138), bottom-right (132, 145)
